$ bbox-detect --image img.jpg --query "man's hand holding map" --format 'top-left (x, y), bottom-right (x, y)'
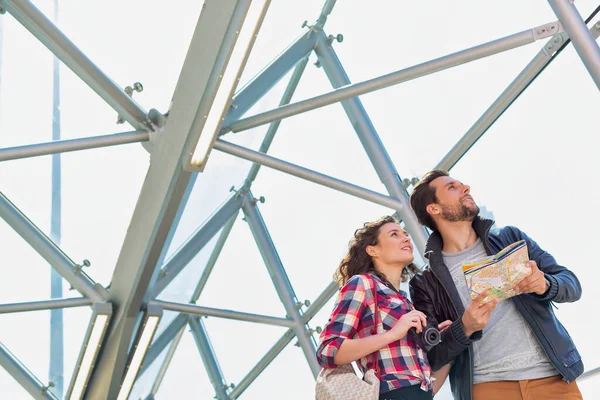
top-left (462, 240), bottom-right (532, 301)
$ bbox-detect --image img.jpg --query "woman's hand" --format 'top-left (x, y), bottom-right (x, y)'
top-left (386, 310), bottom-right (427, 342)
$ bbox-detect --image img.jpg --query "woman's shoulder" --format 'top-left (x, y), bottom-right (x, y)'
top-left (343, 274), bottom-right (378, 292)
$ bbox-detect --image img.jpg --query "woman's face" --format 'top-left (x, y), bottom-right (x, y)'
top-left (368, 222), bottom-right (414, 266)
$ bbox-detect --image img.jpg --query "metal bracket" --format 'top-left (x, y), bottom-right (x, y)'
top-left (73, 259), bottom-right (91, 275)
top-left (326, 33), bottom-right (344, 44)
top-left (541, 32), bottom-right (568, 57)
top-left (401, 177), bottom-right (420, 189)
top-left (251, 196), bottom-right (266, 206)
top-left (41, 381), bottom-right (55, 395)
top-left (117, 82), bottom-right (144, 124)
top-left (533, 21), bottom-right (564, 41)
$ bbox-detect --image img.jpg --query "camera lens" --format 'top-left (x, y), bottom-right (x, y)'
top-left (423, 327), bottom-right (441, 346)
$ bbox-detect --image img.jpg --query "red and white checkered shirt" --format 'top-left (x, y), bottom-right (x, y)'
top-left (316, 274), bottom-right (433, 394)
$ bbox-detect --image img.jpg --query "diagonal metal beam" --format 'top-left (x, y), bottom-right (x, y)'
top-left (138, 313), bottom-right (189, 379)
top-left (229, 329), bottom-right (295, 399)
top-left (0, 0), bottom-right (150, 130)
top-left (0, 191), bottom-right (106, 303)
top-left (190, 215), bottom-right (238, 300)
top-left (189, 317), bottom-right (230, 400)
top-left (146, 320), bottom-right (186, 399)
top-left (242, 191), bottom-right (320, 377)
top-left (436, 20), bottom-right (600, 171)
top-left (243, 55), bottom-right (311, 184)
top-left (0, 342), bottom-right (58, 400)
top-left (148, 193), bottom-right (243, 299)
top-left (0, 131), bottom-right (150, 162)
top-left (229, 281), bottom-right (338, 399)
top-left (214, 139), bottom-right (404, 210)
top-left (140, 215), bottom-right (237, 396)
top-left (223, 21), bottom-right (563, 135)
top-left (313, 32), bottom-right (429, 253)
top-left (84, 1), bottom-right (241, 397)
top-left (223, 31), bottom-right (316, 126)
top-left (548, 0), bottom-right (600, 89)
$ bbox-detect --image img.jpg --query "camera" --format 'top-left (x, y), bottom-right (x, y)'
top-left (409, 323), bottom-right (441, 352)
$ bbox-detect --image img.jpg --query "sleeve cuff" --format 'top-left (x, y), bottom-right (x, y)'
top-left (449, 319), bottom-right (480, 346)
top-left (529, 273), bottom-right (559, 301)
top-left (316, 337), bottom-right (346, 368)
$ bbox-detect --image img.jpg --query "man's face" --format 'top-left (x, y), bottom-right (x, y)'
top-left (428, 176), bottom-right (479, 223)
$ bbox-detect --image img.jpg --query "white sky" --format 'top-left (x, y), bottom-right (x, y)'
top-left (0, 0), bottom-right (599, 399)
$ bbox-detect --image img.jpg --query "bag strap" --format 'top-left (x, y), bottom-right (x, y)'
top-left (366, 275), bottom-right (380, 378)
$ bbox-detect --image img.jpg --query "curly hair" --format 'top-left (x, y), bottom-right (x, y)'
top-left (334, 216), bottom-right (420, 287)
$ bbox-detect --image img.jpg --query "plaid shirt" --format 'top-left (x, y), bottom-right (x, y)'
top-left (316, 274), bottom-right (433, 394)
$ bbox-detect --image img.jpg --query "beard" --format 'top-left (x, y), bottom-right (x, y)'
top-left (440, 200), bottom-right (479, 222)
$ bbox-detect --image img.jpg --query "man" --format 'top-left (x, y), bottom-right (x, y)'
top-left (408, 170), bottom-right (583, 400)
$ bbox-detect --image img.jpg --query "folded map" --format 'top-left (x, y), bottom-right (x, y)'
top-left (462, 240), bottom-right (531, 301)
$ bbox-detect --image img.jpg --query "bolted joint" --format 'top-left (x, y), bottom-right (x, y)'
top-left (401, 177), bottom-right (420, 189)
top-left (296, 299), bottom-right (310, 309)
top-left (533, 21), bottom-right (563, 41)
top-left (307, 326), bottom-right (323, 335)
top-left (117, 82), bottom-right (144, 124)
top-left (251, 196), bottom-right (265, 205)
top-left (41, 381), bottom-right (55, 394)
top-left (74, 259), bottom-right (91, 275)
top-left (327, 33), bottom-right (344, 44)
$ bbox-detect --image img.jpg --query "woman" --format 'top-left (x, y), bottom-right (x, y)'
top-left (316, 216), bottom-right (451, 400)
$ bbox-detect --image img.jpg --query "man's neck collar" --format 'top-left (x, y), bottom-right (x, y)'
top-left (439, 222), bottom-right (478, 253)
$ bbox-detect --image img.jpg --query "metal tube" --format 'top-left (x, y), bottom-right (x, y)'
top-left (214, 139), bottom-right (404, 210)
top-left (225, 21), bottom-right (561, 135)
top-left (188, 317), bottom-right (230, 400)
top-left (436, 33), bottom-right (567, 171)
top-left (0, 0), bottom-right (150, 130)
top-left (241, 192), bottom-right (320, 377)
top-left (578, 366), bottom-right (600, 381)
top-left (0, 297), bottom-right (91, 314)
top-left (230, 281), bottom-right (337, 398)
top-left (149, 300), bottom-right (296, 328)
top-left (143, 215), bottom-right (237, 396)
top-left (0, 342), bottom-right (59, 400)
top-left (223, 31), bottom-right (316, 125)
top-left (191, 215), bottom-right (238, 302)
top-left (314, 33), bottom-right (429, 253)
top-left (245, 55), bottom-right (311, 184)
top-left (138, 313), bottom-right (189, 378)
top-left (301, 281), bottom-right (338, 323)
top-left (315, 0), bottom-right (338, 28)
top-left (0, 192), bottom-right (105, 303)
top-left (230, 330), bottom-right (296, 399)
top-left (49, 0), bottom-right (64, 391)
top-left (548, 0), bottom-right (600, 89)
top-left (437, 22), bottom-right (600, 171)
top-left (148, 193), bottom-right (244, 299)
top-left (149, 322), bottom-right (186, 396)
top-left (0, 131), bottom-right (150, 162)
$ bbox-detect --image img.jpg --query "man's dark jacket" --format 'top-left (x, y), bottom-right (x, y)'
top-left (409, 217), bottom-right (583, 400)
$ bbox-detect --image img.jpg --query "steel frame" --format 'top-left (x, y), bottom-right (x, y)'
top-left (0, 0), bottom-right (598, 398)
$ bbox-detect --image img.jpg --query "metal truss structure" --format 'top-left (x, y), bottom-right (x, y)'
top-left (0, 0), bottom-right (599, 399)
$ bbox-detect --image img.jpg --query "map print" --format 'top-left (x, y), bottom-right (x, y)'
top-left (462, 240), bottom-right (531, 301)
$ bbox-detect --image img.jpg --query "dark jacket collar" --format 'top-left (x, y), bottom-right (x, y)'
top-left (424, 216), bottom-right (495, 270)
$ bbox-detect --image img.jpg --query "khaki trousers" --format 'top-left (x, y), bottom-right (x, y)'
top-left (472, 375), bottom-right (582, 400)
